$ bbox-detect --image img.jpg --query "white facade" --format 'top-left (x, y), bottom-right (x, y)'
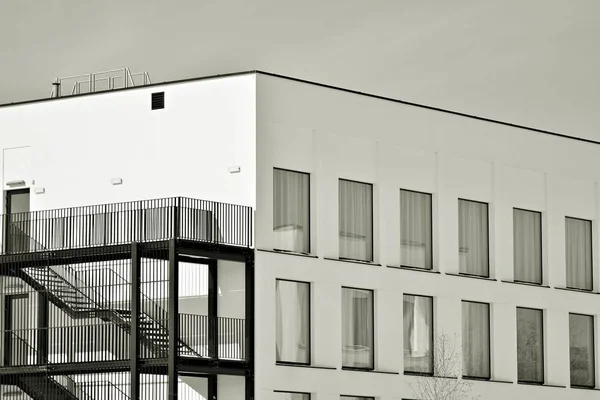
top-left (1, 72), bottom-right (600, 399)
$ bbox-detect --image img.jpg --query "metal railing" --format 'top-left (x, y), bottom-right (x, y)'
top-left (2, 196), bottom-right (253, 254)
top-left (179, 313), bottom-right (247, 360)
top-left (50, 67), bottom-right (152, 98)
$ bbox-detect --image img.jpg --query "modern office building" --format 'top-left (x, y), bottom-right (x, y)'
top-left (0, 69), bottom-right (599, 399)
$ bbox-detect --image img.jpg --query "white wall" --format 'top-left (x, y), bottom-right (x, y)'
top-left (0, 74), bottom-right (256, 212)
top-left (254, 74), bottom-right (600, 399)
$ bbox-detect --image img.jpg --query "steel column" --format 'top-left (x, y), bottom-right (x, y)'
top-left (130, 242), bottom-right (141, 400)
top-left (168, 239), bottom-right (179, 399)
top-left (244, 254), bottom-right (255, 400)
top-left (208, 259), bottom-right (218, 358)
top-left (208, 374), bottom-right (217, 400)
top-left (36, 291), bottom-right (49, 364)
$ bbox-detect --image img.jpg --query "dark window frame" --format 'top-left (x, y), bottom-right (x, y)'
top-left (513, 207), bottom-right (543, 285)
top-left (339, 178), bottom-right (374, 263)
top-left (400, 189), bottom-right (434, 270)
top-left (341, 286), bottom-right (375, 371)
top-left (273, 167), bottom-right (311, 254)
top-left (461, 300), bottom-right (491, 380)
top-left (516, 306), bottom-right (545, 384)
top-left (565, 216), bottom-right (594, 292)
top-left (568, 312), bottom-right (596, 388)
top-left (273, 390), bottom-right (311, 399)
top-left (275, 278), bottom-right (312, 366)
top-left (458, 198), bottom-right (490, 278)
top-left (402, 293), bottom-right (434, 375)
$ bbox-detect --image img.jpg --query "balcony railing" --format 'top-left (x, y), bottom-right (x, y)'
top-left (2, 197), bottom-right (253, 255)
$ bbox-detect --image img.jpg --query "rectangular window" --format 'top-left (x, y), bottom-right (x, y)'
top-left (340, 397), bottom-right (374, 400)
top-left (339, 179), bottom-right (373, 262)
top-left (273, 168), bottom-right (310, 253)
top-left (400, 190), bottom-right (433, 269)
top-left (566, 217), bottom-right (593, 291)
top-left (275, 392), bottom-right (310, 400)
top-left (462, 301), bottom-right (490, 379)
top-left (513, 209), bottom-right (542, 284)
top-left (517, 308), bottom-right (544, 383)
top-left (403, 295), bottom-right (433, 374)
top-left (569, 313), bottom-right (595, 388)
top-left (458, 199), bottom-right (489, 277)
top-left (276, 280), bottom-right (310, 364)
top-left (342, 287), bottom-right (374, 369)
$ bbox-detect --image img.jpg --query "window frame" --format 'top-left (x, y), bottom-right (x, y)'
top-left (400, 189), bottom-right (434, 270)
top-left (338, 178), bottom-right (374, 262)
top-left (516, 306), bottom-right (545, 384)
top-left (273, 390), bottom-right (311, 399)
top-left (273, 167), bottom-right (311, 254)
top-left (403, 293), bottom-right (434, 376)
top-left (340, 396), bottom-right (375, 400)
top-left (458, 198), bottom-right (490, 278)
top-left (341, 286), bottom-right (375, 371)
top-left (565, 216), bottom-right (594, 292)
top-left (513, 207), bottom-right (543, 285)
top-left (461, 300), bottom-right (491, 380)
top-left (275, 278), bottom-right (312, 366)
top-left (568, 312), bottom-right (596, 388)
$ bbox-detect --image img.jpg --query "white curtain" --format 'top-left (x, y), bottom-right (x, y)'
top-left (276, 392), bottom-right (310, 400)
top-left (339, 180), bottom-right (373, 262)
top-left (342, 288), bottom-right (374, 369)
top-left (462, 301), bottom-right (490, 378)
top-left (513, 209), bottom-right (542, 284)
top-left (566, 218), bottom-right (593, 291)
top-left (569, 313), bottom-right (595, 387)
top-left (273, 169), bottom-right (310, 253)
top-left (403, 295), bottom-right (433, 373)
top-left (276, 280), bottom-right (310, 364)
top-left (517, 308), bottom-right (544, 383)
top-left (400, 190), bottom-right (433, 269)
top-left (458, 200), bottom-right (489, 277)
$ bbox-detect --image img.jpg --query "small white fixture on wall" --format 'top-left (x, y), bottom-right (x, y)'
top-left (111, 178), bottom-right (123, 185)
top-left (34, 187), bottom-right (46, 194)
top-left (5, 180), bottom-right (25, 187)
top-left (228, 166), bottom-right (241, 174)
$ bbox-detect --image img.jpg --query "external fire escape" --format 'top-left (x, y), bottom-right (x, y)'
top-left (0, 197), bottom-right (254, 400)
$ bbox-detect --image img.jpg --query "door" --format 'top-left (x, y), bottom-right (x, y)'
top-left (5, 189), bottom-right (30, 253)
top-left (4, 294), bottom-right (31, 366)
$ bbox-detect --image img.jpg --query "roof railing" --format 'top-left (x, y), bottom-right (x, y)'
top-left (51, 68), bottom-right (152, 98)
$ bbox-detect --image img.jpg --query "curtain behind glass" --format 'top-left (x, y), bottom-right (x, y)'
top-left (275, 393), bottom-right (310, 400)
top-left (400, 190), bottom-right (433, 269)
top-left (403, 295), bottom-right (433, 374)
top-left (339, 180), bottom-right (373, 261)
top-left (342, 288), bottom-right (374, 369)
top-left (462, 301), bottom-right (490, 378)
top-left (273, 169), bottom-right (310, 253)
top-left (459, 200), bottom-right (489, 277)
top-left (517, 308), bottom-right (544, 383)
top-left (276, 280), bottom-right (310, 364)
top-left (566, 218), bottom-right (593, 291)
top-left (569, 314), bottom-right (595, 387)
top-left (513, 209), bottom-right (542, 284)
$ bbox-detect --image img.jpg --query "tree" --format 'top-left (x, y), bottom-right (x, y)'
top-left (408, 333), bottom-right (480, 400)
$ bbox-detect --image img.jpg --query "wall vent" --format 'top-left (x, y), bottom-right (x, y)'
top-left (151, 92), bottom-right (165, 110)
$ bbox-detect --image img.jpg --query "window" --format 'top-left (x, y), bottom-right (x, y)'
top-left (273, 168), bottom-right (310, 253)
top-left (339, 180), bottom-right (373, 262)
top-left (403, 295), bottom-right (433, 374)
top-left (458, 199), bottom-right (489, 277)
top-left (400, 190), bottom-right (433, 269)
top-left (462, 301), bottom-right (490, 379)
top-left (569, 313), bottom-right (595, 388)
top-left (340, 397), bottom-right (374, 400)
top-left (276, 280), bottom-right (310, 364)
top-left (565, 217), bottom-right (593, 291)
top-left (513, 209), bottom-right (542, 284)
top-left (275, 392), bottom-right (310, 400)
top-left (517, 308), bottom-right (544, 383)
top-left (342, 287), bottom-right (374, 369)
top-left (6, 189), bottom-right (31, 254)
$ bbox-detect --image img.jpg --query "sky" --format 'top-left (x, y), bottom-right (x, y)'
top-left (1, 0), bottom-right (599, 140)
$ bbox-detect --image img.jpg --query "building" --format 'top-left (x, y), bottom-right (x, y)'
top-left (0, 70), bottom-right (599, 400)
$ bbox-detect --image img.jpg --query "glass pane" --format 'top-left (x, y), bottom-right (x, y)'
top-left (462, 301), bottom-right (490, 378)
top-left (400, 190), bottom-right (433, 269)
top-left (403, 295), bottom-right (433, 374)
top-left (7, 190), bottom-right (31, 253)
top-left (339, 180), bottom-right (373, 261)
top-left (276, 280), bottom-right (310, 364)
top-left (340, 397), bottom-right (374, 400)
top-left (275, 392), bottom-right (310, 400)
top-left (517, 308), bottom-right (544, 383)
top-left (566, 218), bottom-right (593, 291)
top-left (513, 209), bottom-right (542, 284)
top-left (342, 288), bottom-right (373, 369)
top-left (458, 200), bottom-right (489, 277)
top-left (273, 169), bottom-right (310, 253)
top-left (569, 314), bottom-right (595, 387)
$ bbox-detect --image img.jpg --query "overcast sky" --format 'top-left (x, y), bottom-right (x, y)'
top-left (1, 0), bottom-right (599, 140)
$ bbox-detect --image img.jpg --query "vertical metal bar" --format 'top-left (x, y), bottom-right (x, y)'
top-left (89, 74), bottom-right (93, 93)
top-left (208, 375), bottom-right (217, 400)
top-left (208, 260), bottom-right (218, 358)
top-left (131, 242), bottom-right (141, 400)
top-left (245, 254), bottom-right (255, 400)
top-left (37, 291), bottom-right (49, 364)
top-left (168, 239), bottom-right (178, 399)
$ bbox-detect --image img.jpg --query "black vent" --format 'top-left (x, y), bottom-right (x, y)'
top-left (151, 92), bottom-right (165, 110)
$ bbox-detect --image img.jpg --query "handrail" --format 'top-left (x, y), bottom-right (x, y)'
top-left (56, 375), bottom-right (95, 400)
top-left (79, 380), bottom-right (130, 400)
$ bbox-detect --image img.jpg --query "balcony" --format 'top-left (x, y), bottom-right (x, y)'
top-left (2, 196), bottom-right (253, 255)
